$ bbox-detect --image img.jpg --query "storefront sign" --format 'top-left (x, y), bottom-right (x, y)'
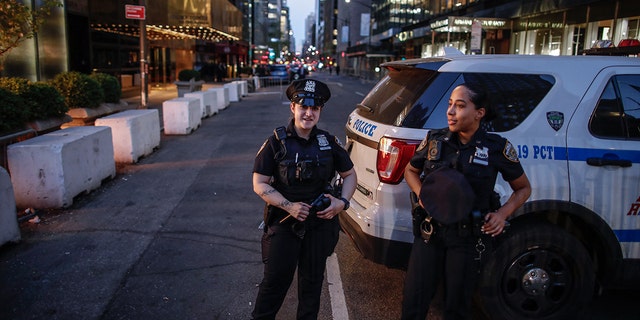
top-left (431, 17), bottom-right (507, 31)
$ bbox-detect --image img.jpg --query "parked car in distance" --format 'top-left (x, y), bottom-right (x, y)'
top-left (340, 53), bottom-right (640, 320)
top-left (267, 64), bottom-right (290, 83)
top-left (288, 64), bottom-right (307, 81)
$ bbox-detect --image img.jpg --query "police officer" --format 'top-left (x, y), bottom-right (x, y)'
top-left (251, 79), bottom-right (356, 320)
top-left (401, 83), bottom-right (531, 320)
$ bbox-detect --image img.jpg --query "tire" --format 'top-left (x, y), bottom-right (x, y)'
top-left (477, 223), bottom-right (595, 320)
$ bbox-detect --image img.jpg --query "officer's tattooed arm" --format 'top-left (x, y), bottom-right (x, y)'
top-left (253, 173), bottom-right (311, 220)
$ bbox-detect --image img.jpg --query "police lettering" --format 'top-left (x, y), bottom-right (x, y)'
top-left (532, 145), bottom-right (554, 159)
top-left (516, 145), bottom-right (555, 160)
top-left (353, 119), bottom-right (377, 137)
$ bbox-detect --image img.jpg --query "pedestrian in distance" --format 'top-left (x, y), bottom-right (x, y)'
top-left (401, 82), bottom-right (531, 320)
top-left (335, 65), bottom-right (340, 76)
top-left (251, 79), bottom-right (357, 320)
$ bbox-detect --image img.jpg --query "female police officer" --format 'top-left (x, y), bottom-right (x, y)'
top-left (251, 79), bottom-right (356, 320)
top-left (401, 83), bottom-right (531, 320)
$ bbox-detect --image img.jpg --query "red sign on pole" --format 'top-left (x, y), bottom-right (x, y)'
top-left (125, 5), bottom-right (145, 20)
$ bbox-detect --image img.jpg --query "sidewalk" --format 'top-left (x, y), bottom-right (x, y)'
top-left (0, 82), bottom-right (304, 319)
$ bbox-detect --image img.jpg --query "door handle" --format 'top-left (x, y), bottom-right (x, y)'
top-left (586, 157), bottom-right (632, 167)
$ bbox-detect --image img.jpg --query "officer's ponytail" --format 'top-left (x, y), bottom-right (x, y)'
top-left (460, 82), bottom-right (496, 122)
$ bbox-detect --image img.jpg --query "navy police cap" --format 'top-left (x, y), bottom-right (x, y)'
top-left (286, 79), bottom-right (331, 107)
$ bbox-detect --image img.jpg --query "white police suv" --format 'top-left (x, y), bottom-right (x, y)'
top-left (340, 53), bottom-right (640, 320)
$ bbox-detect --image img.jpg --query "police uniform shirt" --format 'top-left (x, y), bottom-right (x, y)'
top-left (254, 120), bottom-right (354, 202)
top-left (410, 128), bottom-right (524, 213)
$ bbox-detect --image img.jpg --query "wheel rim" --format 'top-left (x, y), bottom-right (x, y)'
top-left (502, 248), bottom-right (573, 317)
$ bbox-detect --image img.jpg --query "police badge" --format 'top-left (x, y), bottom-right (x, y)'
top-left (547, 111), bottom-right (564, 131)
top-left (317, 134), bottom-right (331, 150)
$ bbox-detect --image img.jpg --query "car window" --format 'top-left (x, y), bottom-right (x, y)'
top-left (359, 68), bottom-right (438, 125)
top-left (424, 73), bottom-right (555, 132)
top-left (590, 75), bottom-right (640, 139)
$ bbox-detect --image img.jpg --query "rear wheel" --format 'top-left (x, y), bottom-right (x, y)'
top-left (477, 223), bottom-right (595, 320)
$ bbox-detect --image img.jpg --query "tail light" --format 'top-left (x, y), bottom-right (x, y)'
top-left (377, 137), bottom-right (421, 184)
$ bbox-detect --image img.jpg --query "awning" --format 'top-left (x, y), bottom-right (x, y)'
top-left (91, 23), bottom-right (239, 42)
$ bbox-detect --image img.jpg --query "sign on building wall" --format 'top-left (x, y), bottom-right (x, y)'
top-left (168, 0), bottom-right (210, 26)
top-left (360, 13), bottom-right (370, 37)
top-left (471, 20), bottom-right (482, 52)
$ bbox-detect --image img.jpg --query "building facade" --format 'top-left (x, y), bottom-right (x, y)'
top-left (4, 0), bottom-right (246, 86)
top-left (335, 0), bottom-right (640, 80)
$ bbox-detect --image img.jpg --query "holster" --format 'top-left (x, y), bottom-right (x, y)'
top-left (410, 192), bottom-right (428, 238)
top-left (471, 210), bottom-right (483, 237)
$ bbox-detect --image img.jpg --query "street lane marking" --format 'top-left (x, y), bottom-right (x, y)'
top-left (327, 252), bottom-right (349, 320)
top-left (355, 92), bottom-right (365, 97)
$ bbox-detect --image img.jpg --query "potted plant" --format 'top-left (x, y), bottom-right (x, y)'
top-left (175, 69), bottom-right (204, 97)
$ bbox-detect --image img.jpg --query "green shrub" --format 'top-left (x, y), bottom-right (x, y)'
top-left (51, 71), bottom-right (104, 109)
top-left (178, 69), bottom-right (201, 81)
top-left (90, 72), bottom-right (121, 103)
top-left (0, 88), bottom-right (29, 134)
top-left (0, 77), bottom-right (30, 95)
top-left (27, 82), bottom-right (67, 119)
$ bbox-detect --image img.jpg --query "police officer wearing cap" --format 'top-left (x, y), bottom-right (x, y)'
top-left (251, 79), bottom-right (356, 320)
top-left (401, 83), bottom-right (531, 320)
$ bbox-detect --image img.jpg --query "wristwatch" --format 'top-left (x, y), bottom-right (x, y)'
top-left (339, 197), bottom-right (350, 210)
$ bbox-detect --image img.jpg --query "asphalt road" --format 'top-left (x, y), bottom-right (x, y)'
top-left (0, 71), bottom-right (638, 320)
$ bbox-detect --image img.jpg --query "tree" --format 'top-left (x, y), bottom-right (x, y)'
top-left (0, 0), bottom-right (62, 61)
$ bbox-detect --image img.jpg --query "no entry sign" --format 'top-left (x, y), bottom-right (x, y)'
top-left (125, 5), bottom-right (145, 20)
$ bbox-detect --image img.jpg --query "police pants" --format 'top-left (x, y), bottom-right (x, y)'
top-left (401, 223), bottom-right (480, 320)
top-left (252, 218), bottom-right (340, 320)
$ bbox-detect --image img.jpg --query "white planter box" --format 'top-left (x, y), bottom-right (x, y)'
top-left (7, 126), bottom-right (116, 208)
top-left (95, 109), bottom-right (161, 163)
top-left (185, 91), bottom-right (217, 117)
top-left (0, 167), bottom-right (20, 246)
top-left (162, 97), bottom-right (201, 135)
top-left (207, 87), bottom-right (230, 111)
top-left (224, 82), bottom-right (241, 102)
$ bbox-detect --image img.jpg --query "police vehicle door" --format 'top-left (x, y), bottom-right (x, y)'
top-left (566, 68), bottom-right (640, 259)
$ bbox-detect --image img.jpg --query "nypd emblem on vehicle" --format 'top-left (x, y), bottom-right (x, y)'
top-left (547, 111), bottom-right (564, 131)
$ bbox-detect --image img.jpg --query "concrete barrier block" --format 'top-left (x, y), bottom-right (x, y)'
top-left (185, 91), bottom-right (216, 117)
top-left (224, 82), bottom-right (240, 102)
top-left (95, 109), bottom-right (161, 163)
top-left (162, 97), bottom-right (201, 135)
top-left (0, 167), bottom-right (20, 246)
top-left (234, 80), bottom-right (248, 97)
top-left (7, 126), bottom-right (116, 208)
top-left (207, 87), bottom-right (230, 110)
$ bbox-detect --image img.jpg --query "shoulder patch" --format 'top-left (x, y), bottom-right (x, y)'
top-left (416, 136), bottom-right (429, 152)
top-left (256, 139), bottom-right (269, 156)
top-left (503, 141), bottom-right (519, 163)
